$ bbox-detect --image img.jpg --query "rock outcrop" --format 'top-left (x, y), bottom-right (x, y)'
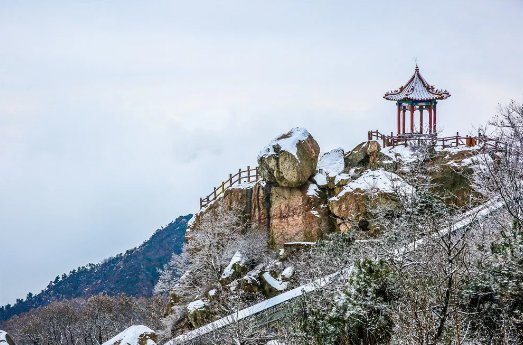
top-left (102, 325), bottom-right (157, 345)
top-left (328, 170), bottom-right (413, 233)
top-left (0, 331), bottom-right (15, 345)
top-left (344, 140), bottom-right (383, 171)
top-left (258, 127), bottom-right (320, 187)
top-left (269, 182), bottom-right (333, 245)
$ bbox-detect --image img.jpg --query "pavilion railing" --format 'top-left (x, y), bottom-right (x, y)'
top-left (199, 166), bottom-right (260, 209)
top-left (367, 130), bottom-right (506, 150)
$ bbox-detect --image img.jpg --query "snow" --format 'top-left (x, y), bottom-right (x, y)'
top-left (313, 173), bottom-right (328, 186)
top-left (306, 183), bottom-right (320, 197)
top-left (262, 272), bottom-right (288, 291)
top-left (187, 299), bottom-right (208, 313)
top-left (314, 148), bottom-right (345, 187)
top-left (317, 148), bottom-right (345, 176)
top-left (435, 144), bottom-right (481, 155)
top-left (258, 127), bottom-right (311, 160)
top-left (331, 169), bottom-right (414, 200)
top-left (310, 209), bottom-right (320, 218)
top-left (381, 145), bottom-right (418, 163)
top-left (0, 331), bottom-right (12, 344)
top-left (102, 325), bottom-right (156, 345)
top-left (208, 289), bottom-right (217, 297)
top-left (284, 241), bottom-right (316, 246)
top-left (334, 173), bottom-right (351, 184)
top-left (266, 341), bottom-right (286, 345)
top-left (280, 266), bottom-right (295, 280)
top-left (221, 251), bottom-right (246, 279)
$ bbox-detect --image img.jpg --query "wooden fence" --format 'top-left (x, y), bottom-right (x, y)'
top-left (367, 130), bottom-right (506, 150)
top-left (200, 166), bottom-right (260, 209)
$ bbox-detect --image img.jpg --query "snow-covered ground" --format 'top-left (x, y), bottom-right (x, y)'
top-left (102, 325), bottom-right (156, 345)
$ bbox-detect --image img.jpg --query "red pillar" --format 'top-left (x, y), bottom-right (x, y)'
top-left (419, 106), bottom-right (424, 134)
top-left (433, 103), bottom-right (437, 133)
top-left (402, 107), bottom-right (406, 134)
top-left (397, 103), bottom-right (401, 135)
top-left (428, 105), bottom-right (433, 134)
top-left (410, 104), bottom-right (414, 134)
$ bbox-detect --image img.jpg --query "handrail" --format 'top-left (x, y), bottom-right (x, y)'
top-left (367, 130), bottom-right (506, 150)
top-left (200, 166), bottom-right (260, 209)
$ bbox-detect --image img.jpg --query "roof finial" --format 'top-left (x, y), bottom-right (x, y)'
top-left (414, 57), bottom-right (419, 72)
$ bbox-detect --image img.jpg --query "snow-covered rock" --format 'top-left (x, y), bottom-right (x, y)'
top-left (220, 251), bottom-right (249, 284)
top-left (102, 325), bottom-right (156, 345)
top-left (0, 331), bottom-right (15, 345)
top-left (329, 169), bottom-right (413, 233)
top-left (314, 148), bottom-right (345, 187)
top-left (261, 272), bottom-right (288, 297)
top-left (280, 266), bottom-right (295, 281)
top-left (187, 299), bottom-right (211, 328)
top-left (258, 127), bottom-right (320, 187)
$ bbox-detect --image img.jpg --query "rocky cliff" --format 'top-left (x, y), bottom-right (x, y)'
top-left (191, 127), bottom-right (484, 246)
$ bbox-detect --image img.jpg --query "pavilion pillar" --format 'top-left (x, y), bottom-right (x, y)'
top-left (409, 104), bottom-right (414, 134)
top-left (428, 105), bottom-right (433, 134)
top-left (397, 103), bottom-right (401, 135)
top-left (402, 107), bottom-right (406, 134)
top-left (433, 103), bottom-right (437, 133)
top-left (419, 106), bottom-right (424, 134)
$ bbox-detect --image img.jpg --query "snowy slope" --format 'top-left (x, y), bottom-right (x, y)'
top-left (102, 325), bottom-right (156, 345)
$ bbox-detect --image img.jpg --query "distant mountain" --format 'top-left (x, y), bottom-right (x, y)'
top-left (0, 214), bottom-right (191, 322)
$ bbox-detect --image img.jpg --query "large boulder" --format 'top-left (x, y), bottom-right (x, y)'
top-left (269, 182), bottom-right (333, 245)
top-left (0, 331), bottom-right (15, 345)
top-left (344, 140), bottom-right (384, 171)
top-left (258, 128), bottom-right (320, 187)
top-left (102, 325), bottom-right (157, 345)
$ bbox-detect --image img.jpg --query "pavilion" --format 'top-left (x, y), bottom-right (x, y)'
top-left (384, 65), bottom-right (450, 136)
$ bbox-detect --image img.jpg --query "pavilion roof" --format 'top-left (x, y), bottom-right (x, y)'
top-left (384, 65), bottom-right (450, 102)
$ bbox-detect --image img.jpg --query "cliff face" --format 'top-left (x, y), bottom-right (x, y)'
top-left (192, 127), bottom-right (485, 246)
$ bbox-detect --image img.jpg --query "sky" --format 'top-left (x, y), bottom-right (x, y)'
top-left (0, 0), bottom-right (522, 305)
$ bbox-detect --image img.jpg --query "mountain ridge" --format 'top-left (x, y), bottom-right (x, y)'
top-left (0, 214), bottom-right (191, 322)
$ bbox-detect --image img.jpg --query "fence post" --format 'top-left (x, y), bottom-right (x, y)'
top-left (256, 167), bottom-right (259, 180)
top-left (221, 181), bottom-right (225, 194)
top-left (213, 187), bottom-right (217, 199)
top-left (200, 197), bottom-right (203, 209)
top-left (456, 132), bottom-right (459, 146)
top-left (238, 168), bottom-right (242, 183)
top-left (229, 174), bottom-right (233, 186)
top-left (247, 166), bottom-right (251, 182)
top-left (442, 139), bottom-right (445, 148)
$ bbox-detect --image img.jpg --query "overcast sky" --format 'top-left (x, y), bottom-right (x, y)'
top-left (1, 0), bottom-right (522, 305)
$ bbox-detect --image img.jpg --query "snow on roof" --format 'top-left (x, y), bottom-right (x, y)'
top-left (187, 299), bottom-right (208, 313)
top-left (102, 325), bottom-right (156, 345)
top-left (331, 169), bottom-right (414, 201)
top-left (258, 127), bottom-right (311, 160)
top-left (384, 65), bottom-right (450, 102)
top-left (221, 251), bottom-right (246, 279)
